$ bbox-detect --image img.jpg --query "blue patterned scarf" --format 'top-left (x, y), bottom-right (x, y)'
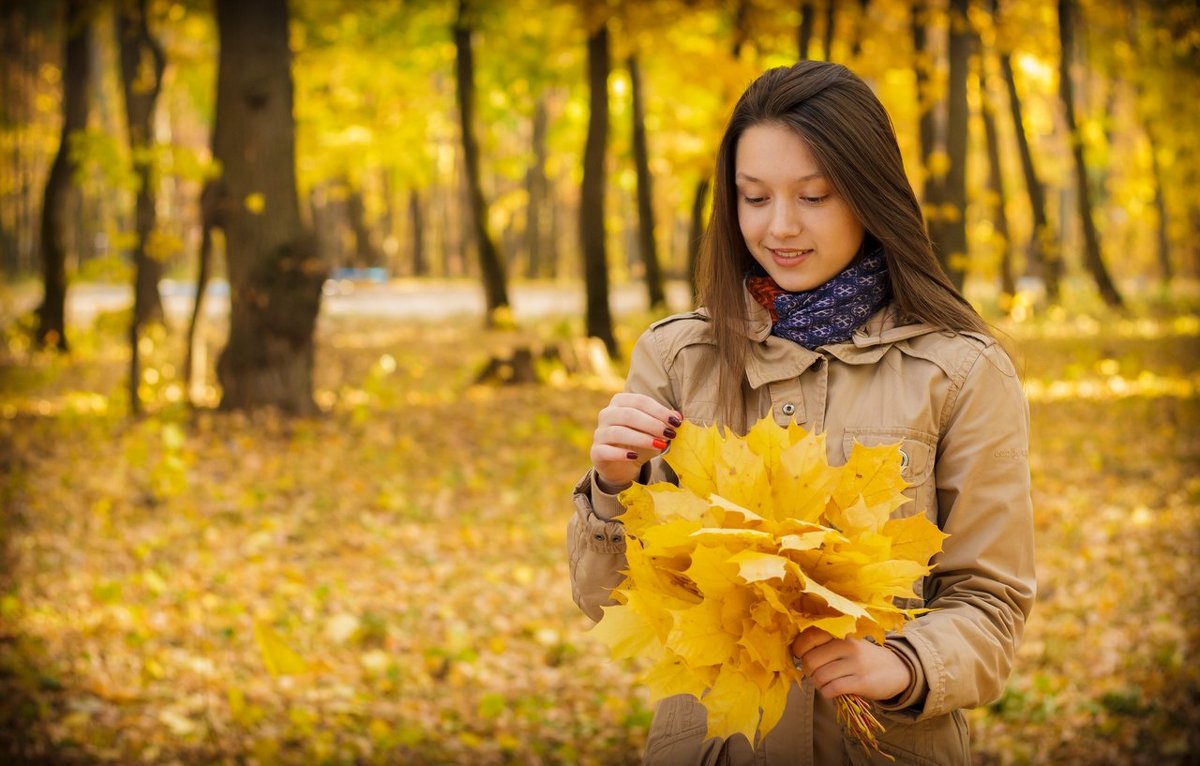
top-left (746, 246), bottom-right (891, 349)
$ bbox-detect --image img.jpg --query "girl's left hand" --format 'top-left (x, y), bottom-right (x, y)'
top-left (791, 628), bottom-right (911, 702)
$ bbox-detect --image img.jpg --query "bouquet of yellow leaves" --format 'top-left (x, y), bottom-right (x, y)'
top-left (590, 417), bottom-right (948, 755)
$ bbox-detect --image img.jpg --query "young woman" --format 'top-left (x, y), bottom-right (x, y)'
top-left (568, 61), bottom-right (1035, 765)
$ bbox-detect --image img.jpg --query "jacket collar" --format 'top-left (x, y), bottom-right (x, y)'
top-left (735, 294), bottom-right (942, 387)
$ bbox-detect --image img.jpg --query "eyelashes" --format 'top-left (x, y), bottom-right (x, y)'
top-left (740, 195), bottom-right (830, 206)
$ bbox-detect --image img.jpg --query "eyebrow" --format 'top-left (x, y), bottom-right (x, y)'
top-left (735, 171), bottom-right (825, 183)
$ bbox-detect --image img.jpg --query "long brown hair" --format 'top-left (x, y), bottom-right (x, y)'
top-left (697, 60), bottom-right (989, 427)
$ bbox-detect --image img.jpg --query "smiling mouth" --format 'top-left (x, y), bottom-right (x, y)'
top-left (768, 248), bottom-right (813, 260)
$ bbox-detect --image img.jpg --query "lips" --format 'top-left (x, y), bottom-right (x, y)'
top-left (768, 247), bottom-right (813, 263)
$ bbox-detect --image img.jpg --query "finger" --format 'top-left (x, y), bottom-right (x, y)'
top-left (590, 443), bottom-right (645, 465)
top-left (597, 407), bottom-right (679, 440)
top-left (609, 393), bottom-right (683, 426)
top-left (809, 653), bottom-right (865, 695)
top-left (791, 628), bottom-right (832, 658)
top-left (798, 641), bottom-right (844, 673)
top-left (595, 424), bottom-right (672, 453)
top-left (814, 671), bottom-right (861, 700)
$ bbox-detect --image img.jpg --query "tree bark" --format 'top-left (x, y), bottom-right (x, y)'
top-left (1146, 122), bottom-right (1172, 287)
top-left (798, 1), bottom-right (816, 59)
top-left (183, 181), bottom-right (219, 399)
top-left (997, 52), bottom-right (1059, 300)
top-left (628, 54), bottom-right (665, 311)
top-left (822, 0), bottom-right (836, 61)
top-left (454, 0), bottom-right (510, 325)
top-left (525, 97), bottom-right (548, 279)
top-left (939, 0), bottom-right (970, 291)
top-left (1057, 0), bottom-right (1123, 308)
top-left (118, 0), bottom-right (165, 415)
top-left (979, 69), bottom-right (1015, 297)
top-left (410, 188), bottom-right (427, 277)
top-left (36, 0), bottom-right (90, 351)
top-left (687, 177), bottom-right (709, 303)
top-left (850, 0), bottom-right (871, 60)
top-left (580, 21), bottom-right (617, 357)
top-left (912, 1), bottom-right (949, 278)
top-left (117, 0), bottom-right (165, 328)
top-left (213, 0), bottom-right (324, 414)
top-left (344, 180), bottom-right (380, 268)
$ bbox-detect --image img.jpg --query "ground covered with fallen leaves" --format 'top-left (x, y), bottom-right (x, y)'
top-left (1, 292), bottom-right (1198, 764)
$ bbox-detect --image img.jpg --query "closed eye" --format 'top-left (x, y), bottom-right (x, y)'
top-left (802, 195), bottom-right (829, 204)
top-left (742, 196), bottom-right (767, 205)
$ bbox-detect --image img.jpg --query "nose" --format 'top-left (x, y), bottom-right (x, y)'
top-left (767, 201), bottom-right (803, 240)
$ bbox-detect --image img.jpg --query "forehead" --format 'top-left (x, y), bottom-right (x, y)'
top-left (734, 122), bottom-right (823, 180)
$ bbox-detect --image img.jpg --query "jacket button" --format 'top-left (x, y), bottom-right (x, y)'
top-left (593, 533), bottom-right (605, 541)
top-left (781, 403), bottom-right (796, 416)
top-left (899, 448), bottom-right (910, 468)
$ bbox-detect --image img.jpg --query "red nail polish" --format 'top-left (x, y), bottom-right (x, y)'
top-left (652, 438), bottom-right (668, 450)
top-left (626, 451), bottom-right (638, 460)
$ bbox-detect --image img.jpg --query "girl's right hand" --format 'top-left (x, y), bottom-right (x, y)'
top-left (590, 393), bottom-right (684, 492)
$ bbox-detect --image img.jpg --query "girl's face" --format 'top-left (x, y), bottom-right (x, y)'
top-left (735, 122), bottom-right (865, 292)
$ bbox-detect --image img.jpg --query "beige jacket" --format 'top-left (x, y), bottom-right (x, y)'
top-left (568, 300), bottom-right (1035, 765)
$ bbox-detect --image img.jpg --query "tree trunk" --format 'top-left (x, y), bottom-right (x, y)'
top-left (822, 0), bottom-right (836, 61)
top-left (912, 1), bottom-right (949, 277)
top-left (118, 0), bottom-right (165, 328)
top-left (344, 180), bottom-right (379, 268)
top-left (183, 181), bottom-right (219, 400)
top-left (118, 0), bottom-right (166, 415)
top-left (1127, 1), bottom-right (1172, 288)
top-left (687, 177), bottom-right (709, 303)
top-left (36, 0), bottom-right (90, 351)
top-left (997, 53), bottom-right (1059, 300)
top-left (939, 0), bottom-right (969, 291)
top-left (1057, 0), bottom-right (1123, 308)
top-left (410, 188), bottom-right (427, 277)
top-left (850, 0), bottom-right (870, 59)
top-left (213, 0), bottom-right (324, 414)
top-left (798, 1), bottom-right (816, 59)
top-left (628, 54), bottom-right (665, 311)
top-left (979, 69), bottom-right (1015, 297)
top-left (525, 97), bottom-right (548, 279)
top-left (1146, 123), bottom-right (1172, 287)
top-left (580, 21), bottom-right (617, 357)
top-left (454, 0), bottom-right (510, 325)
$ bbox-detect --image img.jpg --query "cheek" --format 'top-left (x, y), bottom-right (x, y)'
top-left (738, 208), bottom-right (763, 242)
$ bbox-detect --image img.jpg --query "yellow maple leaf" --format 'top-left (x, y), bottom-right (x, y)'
top-left (668, 599), bottom-right (738, 667)
top-left (830, 441), bottom-right (910, 523)
top-left (883, 513), bottom-right (951, 564)
top-left (253, 619), bottom-right (308, 677)
top-left (663, 422), bottom-right (722, 500)
top-left (715, 436), bottom-right (773, 516)
top-left (643, 649), bottom-right (710, 701)
top-left (772, 433), bottom-right (837, 523)
top-left (703, 665), bottom-right (762, 743)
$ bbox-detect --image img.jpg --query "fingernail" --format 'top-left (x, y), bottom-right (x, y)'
top-left (668, 415), bottom-right (683, 428)
top-left (663, 427), bottom-right (677, 439)
top-left (626, 451), bottom-right (638, 460)
top-left (652, 438), bottom-right (668, 450)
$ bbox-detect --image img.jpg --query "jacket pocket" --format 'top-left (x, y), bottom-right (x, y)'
top-left (850, 709), bottom-right (970, 766)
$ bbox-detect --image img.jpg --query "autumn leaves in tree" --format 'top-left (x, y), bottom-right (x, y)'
top-left (591, 417), bottom-right (947, 754)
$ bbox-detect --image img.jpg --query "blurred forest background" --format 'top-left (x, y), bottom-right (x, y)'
top-left (1, 0), bottom-right (1198, 764)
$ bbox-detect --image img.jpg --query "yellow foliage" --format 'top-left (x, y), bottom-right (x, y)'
top-left (593, 417), bottom-right (948, 748)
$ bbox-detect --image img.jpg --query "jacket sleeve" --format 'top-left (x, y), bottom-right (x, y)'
top-left (567, 329), bottom-right (679, 621)
top-left (884, 342), bottom-right (1036, 720)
